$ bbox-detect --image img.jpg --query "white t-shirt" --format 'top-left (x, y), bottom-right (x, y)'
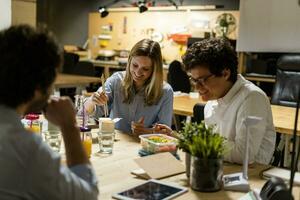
top-left (204, 74), bottom-right (276, 164)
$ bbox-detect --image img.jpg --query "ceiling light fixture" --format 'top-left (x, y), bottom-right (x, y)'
top-left (98, 0), bottom-right (121, 18)
top-left (168, 0), bottom-right (178, 9)
top-left (98, 6), bottom-right (109, 18)
top-left (138, 1), bottom-right (148, 13)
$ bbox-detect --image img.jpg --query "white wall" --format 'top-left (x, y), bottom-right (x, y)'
top-left (0, 0), bottom-right (11, 30)
top-left (237, 0), bottom-right (300, 52)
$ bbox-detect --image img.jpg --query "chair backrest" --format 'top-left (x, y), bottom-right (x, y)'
top-left (193, 103), bottom-right (205, 123)
top-left (271, 54), bottom-right (300, 107)
top-left (167, 60), bottom-right (191, 93)
top-left (62, 52), bottom-right (80, 74)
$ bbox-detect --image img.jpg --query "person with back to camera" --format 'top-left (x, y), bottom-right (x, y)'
top-left (156, 38), bottom-right (276, 165)
top-left (0, 25), bottom-right (98, 199)
top-left (84, 39), bottom-right (174, 136)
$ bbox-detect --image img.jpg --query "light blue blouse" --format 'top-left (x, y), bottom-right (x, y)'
top-left (93, 71), bottom-right (173, 133)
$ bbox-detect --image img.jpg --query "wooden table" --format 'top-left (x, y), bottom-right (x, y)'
top-left (271, 105), bottom-right (300, 135)
top-left (244, 75), bottom-right (276, 84)
top-left (173, 95), bottom-right (300, 135)
top-left (80, 59), bottom-right (125, 79)
top-left (173, 95), bottom-right (205, 117)
top-left (54, 73), bottom-right (100, 95)
top-left (55, 73), bottom-right (100, 88)
top-left (79, 59), bottom-right (170, 81)
top-left (173, 95), bottom-right (300, 167)
top-left (90, 131), bottom-right (300, 200)
top-left (271, 105), bottom-right (300, 166)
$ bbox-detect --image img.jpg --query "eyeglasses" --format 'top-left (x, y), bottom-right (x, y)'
top-left (189, 74), bottom-right (215, 86)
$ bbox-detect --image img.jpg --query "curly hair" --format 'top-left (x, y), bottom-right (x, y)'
top-left (182, 38), bottom-right (238, 83)
top-left (0, 25), bottom-right (62, 108)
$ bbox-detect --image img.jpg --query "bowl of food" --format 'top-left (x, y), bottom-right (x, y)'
top-left (139, 134), bottom-right (178, 154)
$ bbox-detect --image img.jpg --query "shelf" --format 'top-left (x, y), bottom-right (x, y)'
top-left (244, 75), bottom-right (275, 83)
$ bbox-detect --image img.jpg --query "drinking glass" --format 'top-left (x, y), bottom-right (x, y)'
top-left (98, 130), bottom-right (115, 154)
top-left (75, 95), bottom-right (89, 127)
top-left (80, 127), bottom-right (92, 158)
top-left (43, 130), bottom-right (62, 153)
top-left (96, 118), bottom-right (115, 155)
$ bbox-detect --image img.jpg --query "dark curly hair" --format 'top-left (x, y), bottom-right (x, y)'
top-left (182, 38), bottom-right (238, 83)
top-left (0, 25), bottom-right (62, 108)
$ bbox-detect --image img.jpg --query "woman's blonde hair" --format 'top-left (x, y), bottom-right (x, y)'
top-left (123, 39), bottom-right (163, 106)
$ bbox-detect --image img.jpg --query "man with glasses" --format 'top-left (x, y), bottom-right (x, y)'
top-left (182, 38), bottom-right (276, 165)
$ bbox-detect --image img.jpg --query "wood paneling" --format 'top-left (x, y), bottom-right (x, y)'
top-left (89, 10), bottom-right (239, 63)
top-left (12, 0), bottom-right (36, 27)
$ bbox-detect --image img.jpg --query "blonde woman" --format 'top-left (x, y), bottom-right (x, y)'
top-left (84, 39), bottom-right (173, 135)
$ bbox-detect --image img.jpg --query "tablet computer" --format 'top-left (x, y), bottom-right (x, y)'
top-left (112, 179), bottom-right (188, 200)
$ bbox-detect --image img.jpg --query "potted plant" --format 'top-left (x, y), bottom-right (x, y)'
top-left (179, 121), bottom-right (226, 192)
top-left (177, 122), bottom-right (203, 178)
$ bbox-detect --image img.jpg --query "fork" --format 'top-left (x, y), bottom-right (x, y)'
top-left (101, 75), bottom-right (109, 117)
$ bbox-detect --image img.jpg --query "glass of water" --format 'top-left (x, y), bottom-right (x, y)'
top-left (43, 130), bottom-right (62, 153)
top-left (97, 131), bottom-right (115, 154)
top-left (75, 95), bottom-right (89, 127)
top-left (96, 118), bottom-right (115, 154)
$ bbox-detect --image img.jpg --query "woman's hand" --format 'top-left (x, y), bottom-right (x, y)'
top-left (84, 87), bottom-right (108, 114)
top-left (91, 90), bottom-right (108, 106)
top-left (131, 117), bottom-right (153, 136)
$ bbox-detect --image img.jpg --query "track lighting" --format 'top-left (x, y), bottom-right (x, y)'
top-left (138, 1), bottom-right (148, 13)
top-left (98, 0), bottom-right (121, 18)
top-left (168, 0), bottom-right (178, 9)
top-left (98, 6), bottom-right (109, 18)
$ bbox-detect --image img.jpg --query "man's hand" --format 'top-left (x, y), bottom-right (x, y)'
top-left (44, 96), bottom-right (77, 130)
top-left (44, 96), bottom-right (89, 167)
top-left (153, 124), bottom-right (173, 136)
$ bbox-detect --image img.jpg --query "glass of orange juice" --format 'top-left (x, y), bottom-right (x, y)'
top-left (80, 127), bottom-right (92, 158)
top-left (22, 114), bottom-right (42, 134)
top-left (28, 124), bottom-right (41, 134)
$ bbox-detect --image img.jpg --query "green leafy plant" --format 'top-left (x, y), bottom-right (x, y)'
top-left (178, 121), bottom-right (226, 159)
top-left (178, 121), bottom-right (206, 153)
